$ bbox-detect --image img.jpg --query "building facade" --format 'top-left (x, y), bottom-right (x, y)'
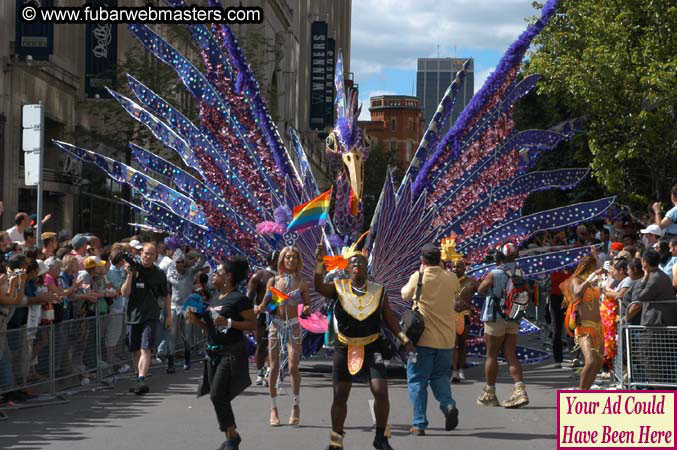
top-left (416, 57), bottom-right (474, 135)
top-left (0, 0), bottom-right (351, 240)
top-left (359, 95), bottom-right (424, 169)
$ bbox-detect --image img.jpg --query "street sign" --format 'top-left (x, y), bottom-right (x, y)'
top-left (22, 104), bottom-right (43, 187)
top-left (22, 103), bottom-right (44, 245)
top-left (309, 21), bottom-right (327, 130)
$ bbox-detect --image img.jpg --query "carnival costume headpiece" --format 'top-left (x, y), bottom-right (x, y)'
top-left (440, 233), bottom-right (464, 263)
top-left (323, 230), bottom-right (370, 271)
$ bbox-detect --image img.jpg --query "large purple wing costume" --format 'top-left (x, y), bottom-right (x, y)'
top-left (55, 0), bottom-right (612, 363)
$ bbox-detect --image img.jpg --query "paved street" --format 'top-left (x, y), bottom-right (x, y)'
top-left (0, 356), bottom-right (577, 450)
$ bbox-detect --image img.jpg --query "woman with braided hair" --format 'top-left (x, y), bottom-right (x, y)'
top-left (187, 256), bottom-right (255, 450)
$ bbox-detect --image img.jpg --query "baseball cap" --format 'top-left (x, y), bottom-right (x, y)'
top-left (497, 242), bottom-right (518, 257)
top-left (83, 256), bottom-right (107, 270)
top-left (640, 224), bottom-right (664, 237)
top-left (41, 232), bottom-right (56, 241)
top-left (421, 244), bottom-right (441, 261)
top-left (71, 234), bottom-right (88, 249)
top-left (129, 239), bottom-right (144, 250)
top-left (610, 242), bottom-right (624, 252)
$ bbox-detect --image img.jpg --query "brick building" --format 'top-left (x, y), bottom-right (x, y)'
top-left (358, 95), bottom-right (424, 169)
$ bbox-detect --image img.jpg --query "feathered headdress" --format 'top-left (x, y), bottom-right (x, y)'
top-left (440, 233), bottom-right (464, 263)
top-left (323, 230), bottom-right (370, 271)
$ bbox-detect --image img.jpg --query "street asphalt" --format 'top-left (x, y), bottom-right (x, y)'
top-left (0, 353), bottom-right (587, 450)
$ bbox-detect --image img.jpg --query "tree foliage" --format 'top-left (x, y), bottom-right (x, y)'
top-left (513, 64), bottom-right (607, 215)
top-left (527, 0), bottom-right (677, 208)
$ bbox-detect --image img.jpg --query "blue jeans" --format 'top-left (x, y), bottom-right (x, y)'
top-left (406, 346), bottom-right (455, 430)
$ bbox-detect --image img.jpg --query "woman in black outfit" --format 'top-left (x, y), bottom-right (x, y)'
top-left (187, 256), bottom-right (256, 450)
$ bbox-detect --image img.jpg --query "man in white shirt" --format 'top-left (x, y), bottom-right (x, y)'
top-left (6, 213), bottom-right (29, 244)
top-left (653, 184), bottom-right (677, 237)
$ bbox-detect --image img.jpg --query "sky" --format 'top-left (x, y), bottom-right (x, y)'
top-left (350, 0), bottom-right (543, 121)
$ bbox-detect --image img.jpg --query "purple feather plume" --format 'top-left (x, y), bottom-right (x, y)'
top-left (274, 205), bottom-right (293, 227)
top-left (413, 0), bottom-right (559, 197)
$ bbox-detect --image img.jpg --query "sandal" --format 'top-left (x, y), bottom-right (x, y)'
top-left (289, 405), bottom-right (300, 425)
top-left (270, 407), bottom-right (280, 426)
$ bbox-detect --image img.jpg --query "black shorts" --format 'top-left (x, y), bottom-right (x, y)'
top-left (127, 320), bottom-right (157, 352)
top-left (332, 342), bottom-right (387, 383)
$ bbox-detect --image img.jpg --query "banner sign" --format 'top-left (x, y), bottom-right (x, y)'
top-left (85, 0), bottom-right (118, 98)
top-left (325, 38), bottom-right (335, 126)
top-left (15, 0), bottom-right (54, 61)
top-left (557, 390), bottom-right (675, 448)
top-left (309, 21), bottom-right (327, 130)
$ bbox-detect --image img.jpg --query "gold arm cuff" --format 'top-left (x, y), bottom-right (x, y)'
top-left (336, 332), bottom-right (380, 346)
top-left (397, 331), bottom-right (410, 344)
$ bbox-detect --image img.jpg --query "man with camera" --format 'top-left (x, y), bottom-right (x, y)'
top-left (121, 243), bottom-right (170, 395)
top-left (401, 244), bottom-right (461, 436)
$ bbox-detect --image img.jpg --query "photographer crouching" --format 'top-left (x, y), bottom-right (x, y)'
top-left (120, 243), bottom-right (170, 395)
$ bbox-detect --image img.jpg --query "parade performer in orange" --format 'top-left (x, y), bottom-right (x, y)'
top-left (561, 255), bottom-right (605, 389)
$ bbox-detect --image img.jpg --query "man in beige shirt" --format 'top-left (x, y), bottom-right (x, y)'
top-left (401, 244), bottom-right (460, 435)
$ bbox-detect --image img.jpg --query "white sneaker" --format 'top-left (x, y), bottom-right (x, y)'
top-left (458, 370), bottom-right (466, 381)
top-left (118, 364), bottom-right (131, 374)
top-left (80, 377), bottom-right (91, 386)
top-left (451, 370), bottom-right (460, 383)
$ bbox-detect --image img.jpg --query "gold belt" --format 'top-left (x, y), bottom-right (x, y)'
top-left (336, 331), bottom-right (379, 346)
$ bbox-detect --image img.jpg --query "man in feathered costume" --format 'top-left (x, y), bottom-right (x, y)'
top-left (314, 232), bottom-right (415, 450)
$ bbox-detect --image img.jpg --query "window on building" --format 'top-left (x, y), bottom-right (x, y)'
top-left (391, 118), bottom-right (396, 130)
top-left (408, 118), bottom-right (413, 131)
top-left (390, 142), bottom-right (398, 153)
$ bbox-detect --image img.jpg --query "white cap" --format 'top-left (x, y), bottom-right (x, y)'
top-left (37, 260), bottom-right (48, 276)
top-left (640, 224), bottom-right (664, 237)
top-left (129, 239), bottom-right (144, 250)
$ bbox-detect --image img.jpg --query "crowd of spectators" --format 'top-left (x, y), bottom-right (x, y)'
top-left (0, 208), bottom-right (213, 405)
top-left (1, 184), bottom-right (676, 405)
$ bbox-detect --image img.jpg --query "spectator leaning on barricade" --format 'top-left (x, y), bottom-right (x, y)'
top-left (73, 256), bottom-right (107, 384)
top-left (121, 243), bottom-right (170, 395)
top-left (622, 258), bottom-right (644, 325)
top-left (626, 248), bottom-right (676, 326)
top-left (19, 260), bottom-right (58, 384)
top-left (40, 232), bottom-right (58, 259)
top-left (0, 255), bottom-right (27, 400)
top-left (640, 224), bottom-right (664, 252)
top-left (105, 246), bottom-right (130, 373)
top-left (477, 243), bottom-right (529, 408)
top-left (401, 244), bottom-right (461, 435)
top-left (70, 234), bottom-right (89, 268)
top-left (652, 184), bottom-right (677, 238)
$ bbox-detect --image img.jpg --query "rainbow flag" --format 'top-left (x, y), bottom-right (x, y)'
top-left (286, 188), bottom-right (332, 233)
top-left (267, 287), bottom-right (289, 311)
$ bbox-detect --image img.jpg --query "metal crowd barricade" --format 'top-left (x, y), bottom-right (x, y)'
top-left (616, 300), bottom-right (677, 389)
top-left (0, 311), bottom-right (132, 401)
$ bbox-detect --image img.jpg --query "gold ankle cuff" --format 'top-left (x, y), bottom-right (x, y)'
top-left (330, 431), bottom-right (344, 447)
